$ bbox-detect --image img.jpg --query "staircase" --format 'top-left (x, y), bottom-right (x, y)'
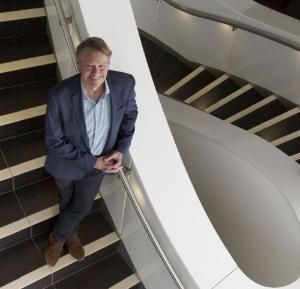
top-left (0, 2), bottom-right (143, 288)
top-left (140, 33), bottom-right (300, 165)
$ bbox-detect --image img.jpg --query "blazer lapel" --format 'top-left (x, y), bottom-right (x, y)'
top-left (71, 76), bottom-right (90, 151)
top-left (105, 73), bottom-right (119, 150)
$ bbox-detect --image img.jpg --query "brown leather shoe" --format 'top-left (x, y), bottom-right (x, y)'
top-left (45, 232), bottom-right (62, 267)
top-left (67, 235), bottom-right (85, 261)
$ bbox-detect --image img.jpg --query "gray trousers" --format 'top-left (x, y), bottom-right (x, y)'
top-left (53, 169), bottom-right (104, 243)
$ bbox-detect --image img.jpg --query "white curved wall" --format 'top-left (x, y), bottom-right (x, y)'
top-left (130, 0), bottom-right (300, 105)
top-left (161, 95), bottom-right (300, 287)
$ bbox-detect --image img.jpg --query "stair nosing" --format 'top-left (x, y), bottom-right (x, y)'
top-left (184, 74), bottom-right (229, 104)
top-left (164, 65), bottom-right (205, 96)
top-left (0, 54), bottom-right (56, 74)
top-left (0, 8), bottom-right (46, 23)
top-left (0, 104), bottom-right (46, 127)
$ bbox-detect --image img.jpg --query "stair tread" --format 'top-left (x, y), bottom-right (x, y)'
top-left (16, 178), bottom-right (58, 216)
top-left (191, 78), bottom-right (239, 110)
top-left (212, 88), bottom-right (263, 120)
top-left (157, 61), bottom-right (193, 93)
top-left (142, 39), bottom-right (163, 70)
top-left (233, 100), bottom-right (287, 130)
top-left (277, 136), bottom-right (300, 156)
top-left (150, 51), bottom-right (181, 86)
top-left (54, 253), bottom-right (134, 289)
top-left (0, 115), bottom-right (46, 143)
top-left (0, 34), bottom-right (52, 64)
top-left (171, 70), bottom-right (215, 102)
top-left (0, 151), bottom-right (6, 170)
top-left (0, 78), bottom-right (55, 116)
top-left (0, 190), bottom-right (26, 227)
top-left (0, 130), bottom-right (45, 167)
top-left (0, 238), bottom-right (44, 287)
top-left (0, 63), bottom-right (57, 89)
top-left (0, 17), bottom-right (47, 39)
top-left (0, 211), bottom-right (117, 288)
top-left (257, 112), bottom-right (300, 141)
top-left (0, 0), bottom-right (43, 13)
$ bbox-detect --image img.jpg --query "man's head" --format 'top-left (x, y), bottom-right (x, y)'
top-left (76, 37), bottom-right (112, 92)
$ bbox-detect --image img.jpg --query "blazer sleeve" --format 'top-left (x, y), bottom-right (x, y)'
top-left (113, 76), bottom-right (138, 153)
top-left (45, 89), bottom-right (97, 172)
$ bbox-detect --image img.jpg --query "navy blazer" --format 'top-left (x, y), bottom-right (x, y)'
top-left (45, 70), bottom-right (138, 180)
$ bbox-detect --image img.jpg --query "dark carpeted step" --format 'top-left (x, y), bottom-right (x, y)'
top-left (0, 63), bottom-right (57, 89)
top-left (233, 100), bottom-right (287, 131)
top-left (0, 130), bottom-right (48, 189)
top-left (0, 78), bottom-right (54, 116)
top-left (156, 61), bottom-right (193, 94)
top-left (0, 115), bottom-right (46, 142)
top-left (211, 88), bottom-right (263, 120)
top-left (142, 39), bottom-right (164, 70)
top-left (0, 0), bottom-right (43, 13)
top-left (54, 253), bottom-right (136, 289)
top-left (257, 112), bottom-right (300, 142)
top-left (150, 51), bottom-right (182, 87)
top-left (277, 137), bottom-right (300, 156)
top-left (0, 34), bottom-right (53, 64)
top-left (0, 17), bottom-right (47, 39)
top-left (171, 69), bottom-right (215, 102)
top-left (191, 78), bottom-right (240, 111)
top-left (0, 238), bottom-right (46, 287)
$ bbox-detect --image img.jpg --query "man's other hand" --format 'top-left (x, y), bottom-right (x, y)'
top-left (94, 151), bottom-right (123, 173)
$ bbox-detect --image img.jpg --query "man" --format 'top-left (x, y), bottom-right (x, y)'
top-left (44, 37), bottom-right (138, 266)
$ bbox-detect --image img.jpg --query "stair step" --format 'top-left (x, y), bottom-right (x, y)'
top-left (0, 105), bottom-right (46, 128)
top-left (0, 63), bottom-right (56, 89)
top-left (233, 100), bottom-right (287, 131)
top-left (171, 69), bottom-right (215, 102)
top-left (0, 131), bottom-right (48, 189)
top-left (205, 84), bottom-right (253, 113)
top-left (53, 253), bottom-right (139, 289)
top-left (0, 78), bottom-right (54, 116)
top-left (150, 51), bottom-right (182, 87)
top-left (0, 178), bottom-right (102, 250)
top-left (212, 87), bottom-right (263, 120)
top-left (0, 1), bottom-right (43, 13)
top-left (271, 130), bottom-right (300, 146)
top-left (258, 113), bottom-right (300, 142)
top-left (0, 34), bottom-right (53, 64)
top-left (157, 61), bottom-right (193, 94)
top-left (0, 211), bottom-right (119, 289)
top-left (191, 77), bottom-right (239, 110)
top-left (277, 136), bottom-right (300, 157)
top-left (164, 65), bottom-right (205, 96)
top-left (0, 17), bottom-right (47, 39)
top-left (141, 39), bottom-right (163, 71)
top-left (0, 130), bottom-right (45, 167)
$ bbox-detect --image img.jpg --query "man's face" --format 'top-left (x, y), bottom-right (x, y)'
top-left (77, 48), bottom-right (110, 92)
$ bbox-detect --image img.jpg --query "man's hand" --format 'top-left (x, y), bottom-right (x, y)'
top-left (94, 151), bottom-right (123, 173)
top-left (103, 151), bottom-right (123, 173)
top-left (93, 156), bottom-right (109, 171)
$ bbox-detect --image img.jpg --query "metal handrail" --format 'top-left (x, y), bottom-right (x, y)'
top-left (50, 1), bottom-right (185, 288)
top-left (163, 0), bottom-right (300, 51)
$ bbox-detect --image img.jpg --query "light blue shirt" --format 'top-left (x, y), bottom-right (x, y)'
top-left (81, 80), bottom-right (111, 156)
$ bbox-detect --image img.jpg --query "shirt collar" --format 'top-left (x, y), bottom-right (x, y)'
top-left (81, 80), bottom-right (110, 102)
